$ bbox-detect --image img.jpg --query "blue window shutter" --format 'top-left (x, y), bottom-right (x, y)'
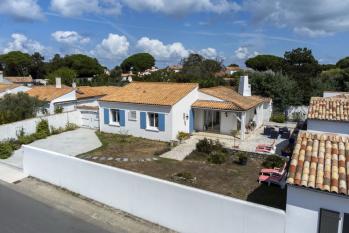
top-left (119, 110), bottom-right (125, 126)
top-left (158, 113), bottom-right (165, 131)
top-left (104, 108), bottom-right (109, 124)
top-left (140, 112), bottom-right (146, 129)
top-left (189, 109), bottom-right (194, 133)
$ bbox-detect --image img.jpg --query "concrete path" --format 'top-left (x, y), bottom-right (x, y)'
top-left (2, 128), bottom-right (102, 169)
top-left (0, 163), bottom-right (27, 183)
top-left (161, 137), bottom-right (200, 161)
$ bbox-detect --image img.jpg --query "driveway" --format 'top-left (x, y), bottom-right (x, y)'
top-left (2, 128), bottom-right (102, 169)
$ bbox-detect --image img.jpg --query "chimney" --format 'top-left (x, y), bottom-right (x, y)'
top-left (55, 77), bottom-right (62, 89)
top-left (72, 82), bottom-right (77, 89)
top-left (0, 71), bottom-right (3, 83)
top-left (238, 76), bottom-right (251, 96)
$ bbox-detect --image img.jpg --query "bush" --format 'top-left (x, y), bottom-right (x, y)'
top-left (65, 123), bottom-right (78, 131)
top-left (236, 152), bottom-right (248, 165)
top-left (50, 126), bottom-right (65, 135)
top-left (207, 151), bottom-right (228, 164)
top-left (0, 142), bottom-right (13, 159)
top-left (18, 134), bottom-right (37, 145)
top-left (270, 113), bottom-right (286, 123)
top-left (7, 139), bottom-right (21, 150)
top-left (54, 106), bottom-right (63, 114)
top-left (196, 138), bottom-right (224, 154)
top-left (177, 131), bottom-right (190, 142)
top-left (262, 155), bottom-right (286, 168)
top-left (36, 120), bottom-right (50, 139)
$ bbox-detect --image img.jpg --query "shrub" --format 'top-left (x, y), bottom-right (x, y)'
top-left (262, 155), bottom-right (286, 168)
top-left (196, 138), bottom-right (224, 154)
top-left (172, 172), bottom-right (196, 183)
top-left (18, 134), bottom-right (37, 145)
top-left (54, 106), bottom-right (63, 114)
top-left (65, 123), bottom-right (78, 131)
top-left (207, 151), bottom-right (228, 164)
top-left (50, 126), bottom-right (65, 135)
top-left (270, 113), bottom-right (286, 123)
top-left (36, 120), bottom-right (50, 139)
top-left (236, 152), bottom-right (248, 165)
top-left (7, 139), bottom-right (21, 150)
top-left (176, 131), bottom-right (190, 142)
top-left (0, 142), bottom-right (13, 159)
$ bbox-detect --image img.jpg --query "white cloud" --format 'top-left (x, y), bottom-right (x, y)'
top-left (234, 47), bottom-right (258, 60)
top-left (0, 0), bottom-right (44, 20)
top-left (51, 0), bottom-right (122, 17)
top-left (121, 0), bottom-right (240, 15)
top-left (3, 33), bottom-right (45, 54)
top-left (52, 31), bottom-right (90, 44)
top-left (199, 48), bottom-right (218, 59)
top-left (92, 33), bottom-right (129, 60)
top-left (244, 0), bottom-right (349, 37)
top-left (136, 37), bottom-right (189, 60)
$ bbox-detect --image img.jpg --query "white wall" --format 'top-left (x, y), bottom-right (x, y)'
top-left (23, 145), bottom-right (286, 233)
top-left (263, 101), bottom-right (272, 122)
top-left (0, 86), bottom-right (31, 98)
top-left (220, 111), bottom-right (238, 134)
top-left (286, 185), bottom-right (349, 233)
top-left (0, 111), bottom-right (81, 141)
top-left (77, 97), bottom-right (100, 107)
top-left (48, 90), bottom-right (76, 114)
top-left (99, 101), bottom-right (173, 141)
top-left (307, 119), bottom-right (349, 135)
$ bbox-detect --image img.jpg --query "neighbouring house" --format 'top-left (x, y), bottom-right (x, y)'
top-left (76, 86), bottom-right (120, 129)
top-left (121, 72), bottom-right (134, 82)
top-left (167, 64), bottom-right (183, 73)
top-left (0, 83), bottom-right (31, 98)
top-left (0, 71), bottom-right (33, 86)
top-left (286, 131), bottom-right (349, 233)
top-left (323, 91), bottom-right (349, 98)
top-left (99, 76), bottom-right (272, 141)
top-left (26, 78), bottom-right (76, 115)
top-left (307, 96), bottom-right (349, 135)
top-left (225, 66), bottom-right (240, 75)
top-left (138, 66), bottom-right (159, 77)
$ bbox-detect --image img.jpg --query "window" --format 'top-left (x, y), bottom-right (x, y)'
top-left (128, 111), bottom-right (137, 121)
top-left (110, 109), bottom-right (120, 125)
top-left (148, 112), bottom-right (159, 128)
top-left (318, 209), bottom-right (340, 233)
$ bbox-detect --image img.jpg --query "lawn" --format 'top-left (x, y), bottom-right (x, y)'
top-left (80, 132), bottom-right (171, 160)
top-left (81, 134), bottom-right (286, 210)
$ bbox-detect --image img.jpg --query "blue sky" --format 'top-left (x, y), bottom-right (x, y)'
top-left (0, 0), bottom-right (349, 68)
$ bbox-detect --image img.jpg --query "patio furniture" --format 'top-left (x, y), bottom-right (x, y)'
top-left (267, 172), bottom-right (287, 189)
top-left (281, 130), bottom-right (291, 139)
top-left (264, 126), bottom-right (274, 135)
top-left (255, 141), bottom-right (276, 154)
top-left (258, 164), bottom-right (287, 189)
top-left (270, 130), bottom-right (279, 139)
top-left (260, 162), bottom-right (286, 175)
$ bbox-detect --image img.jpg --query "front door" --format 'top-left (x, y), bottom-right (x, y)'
top-left (204, 110), bottom-right (220, 132)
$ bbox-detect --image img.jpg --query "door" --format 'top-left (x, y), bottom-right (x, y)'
top-left (318, 209), bottom-right (340, 233)
top-left (204, 110), bottom-right (220, 132)
top-left (81, 111), bottom-right (99, 129)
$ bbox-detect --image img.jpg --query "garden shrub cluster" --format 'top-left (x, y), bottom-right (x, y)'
top-left (270, 113), bottom-right (286, 123)
top-left (262, 155), bottom-right (286, 168)
top-left (0, 121), bottom-right (79, 159)
top-left (176, 131), bottom-right (190, 142)
top-left (196, 138), bottom-right (228, 164)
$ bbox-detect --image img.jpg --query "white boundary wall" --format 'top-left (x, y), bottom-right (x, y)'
top-left (23, 145), bottom-right (286, 233)
top-left (0, 111), bottom-right (81, 141)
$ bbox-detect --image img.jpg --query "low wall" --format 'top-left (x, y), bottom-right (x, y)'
top-left (23, 145), bottom-right (286, 233)
top-left (0, 111), bottom-right (81, 141)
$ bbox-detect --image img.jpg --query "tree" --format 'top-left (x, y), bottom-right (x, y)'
top-left (0, 51), bottom-right (32, 76)
top-left (245, 55), bottom-right (283, 72)
top-left (181, 53), bottom-right (223, 77)
top-left (283, 48), bottom-right (320, 78)
top-left (47, 67), bottom-right (77, 86)
top-left (46, 54), bottom-right (65, 73)
top-left (63, 54), bottom-right (104, 77)
top-left (30, 52), bottom-right (46, 79)
top-left (336, 57), bottom-right (349, 69)
top-left (120, 53), bottom-right (155, 72)
top-left (0, 93), bottom-right (44, 124)
top-left (110, 66), bottom-right (122, 79)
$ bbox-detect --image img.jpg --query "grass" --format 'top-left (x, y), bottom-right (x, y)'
top-left (80, 132), bottom-right (171, 159)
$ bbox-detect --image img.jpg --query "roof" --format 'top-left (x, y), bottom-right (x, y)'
top-left (76, 86), bottom-right (120, 99)
top-left (308, 97), bottom-right (349, 122)
top-left (5, 76), bottom-right (33, 83)
top-left (100, 82), bottom-right (198, 106)
top-left (26, 86), bottom-right (74, 101)
top-left (199, 86), bottom-right (265, 111)
top-left (226, 66), bottom-right (240, 71)
top-left (192, 100), bottom-right (240, 111)
top-left (0, 83), bottom-right (20, 93)
top-left (287, 131), bottom-right (349, 196)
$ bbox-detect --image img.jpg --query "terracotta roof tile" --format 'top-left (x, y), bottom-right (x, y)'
top-left (192, 100), bottom-right (241, 110)
top-left (287, 131), bottom-right (349, 196)
top-left (199, 86), bottom-right (265, 111)
top-left (308, 97), bottom-right (349, 122)
top-left (5, 76), bottom-right (33, 83)
top-left (26, 86), bottom-right (74, 101)
top-left (100, 82), bottom-right (198, 106)
top-left (0, 83), bottom-right (20, 93)
top-left (76, 86), bottom-right (120, 99)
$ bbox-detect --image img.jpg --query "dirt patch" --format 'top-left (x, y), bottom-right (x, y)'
top-left (80, 132), bottom-right (170, 159)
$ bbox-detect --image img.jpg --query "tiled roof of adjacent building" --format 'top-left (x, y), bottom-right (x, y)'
top-left (100, 82), bottom-right (198, 106)
top-left (199, 86), bottom-right (265, 111)
top-left (5, 76), bottom-right (33, 83)
top-left (192, 100), bottom-right (240, 110)
top-left (76, 86), bottom-right (120, 99)
top-left (0, 83), bottom-right (20, 93)
top-left (308, 97), bottom-right (349, 122)
top-left (26, 86), bottom-right (74, 101)
top-left (287, 131), bottom-right (349, 196)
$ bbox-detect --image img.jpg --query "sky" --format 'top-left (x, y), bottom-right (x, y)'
top-left (1, 0), bottom-right (349, 68)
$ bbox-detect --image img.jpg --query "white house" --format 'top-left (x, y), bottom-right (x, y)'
top-left (0, 70), bottom-right (33, 86)
top-left (99, 77), bottom-right (272, 141)
top-left (0, 83), bottom-right (31, 98)
top-left (26, 79), bottom-right (76, 115)
top-left (286, 131), bottom-right (349, 233)
top-left (76, 86), bottom-right (120, 129)
top-left (307, 96), bottom-right (349, 135)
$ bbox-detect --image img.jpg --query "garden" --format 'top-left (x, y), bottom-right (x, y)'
top-left (82, 135), bottom-right (288, 210)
